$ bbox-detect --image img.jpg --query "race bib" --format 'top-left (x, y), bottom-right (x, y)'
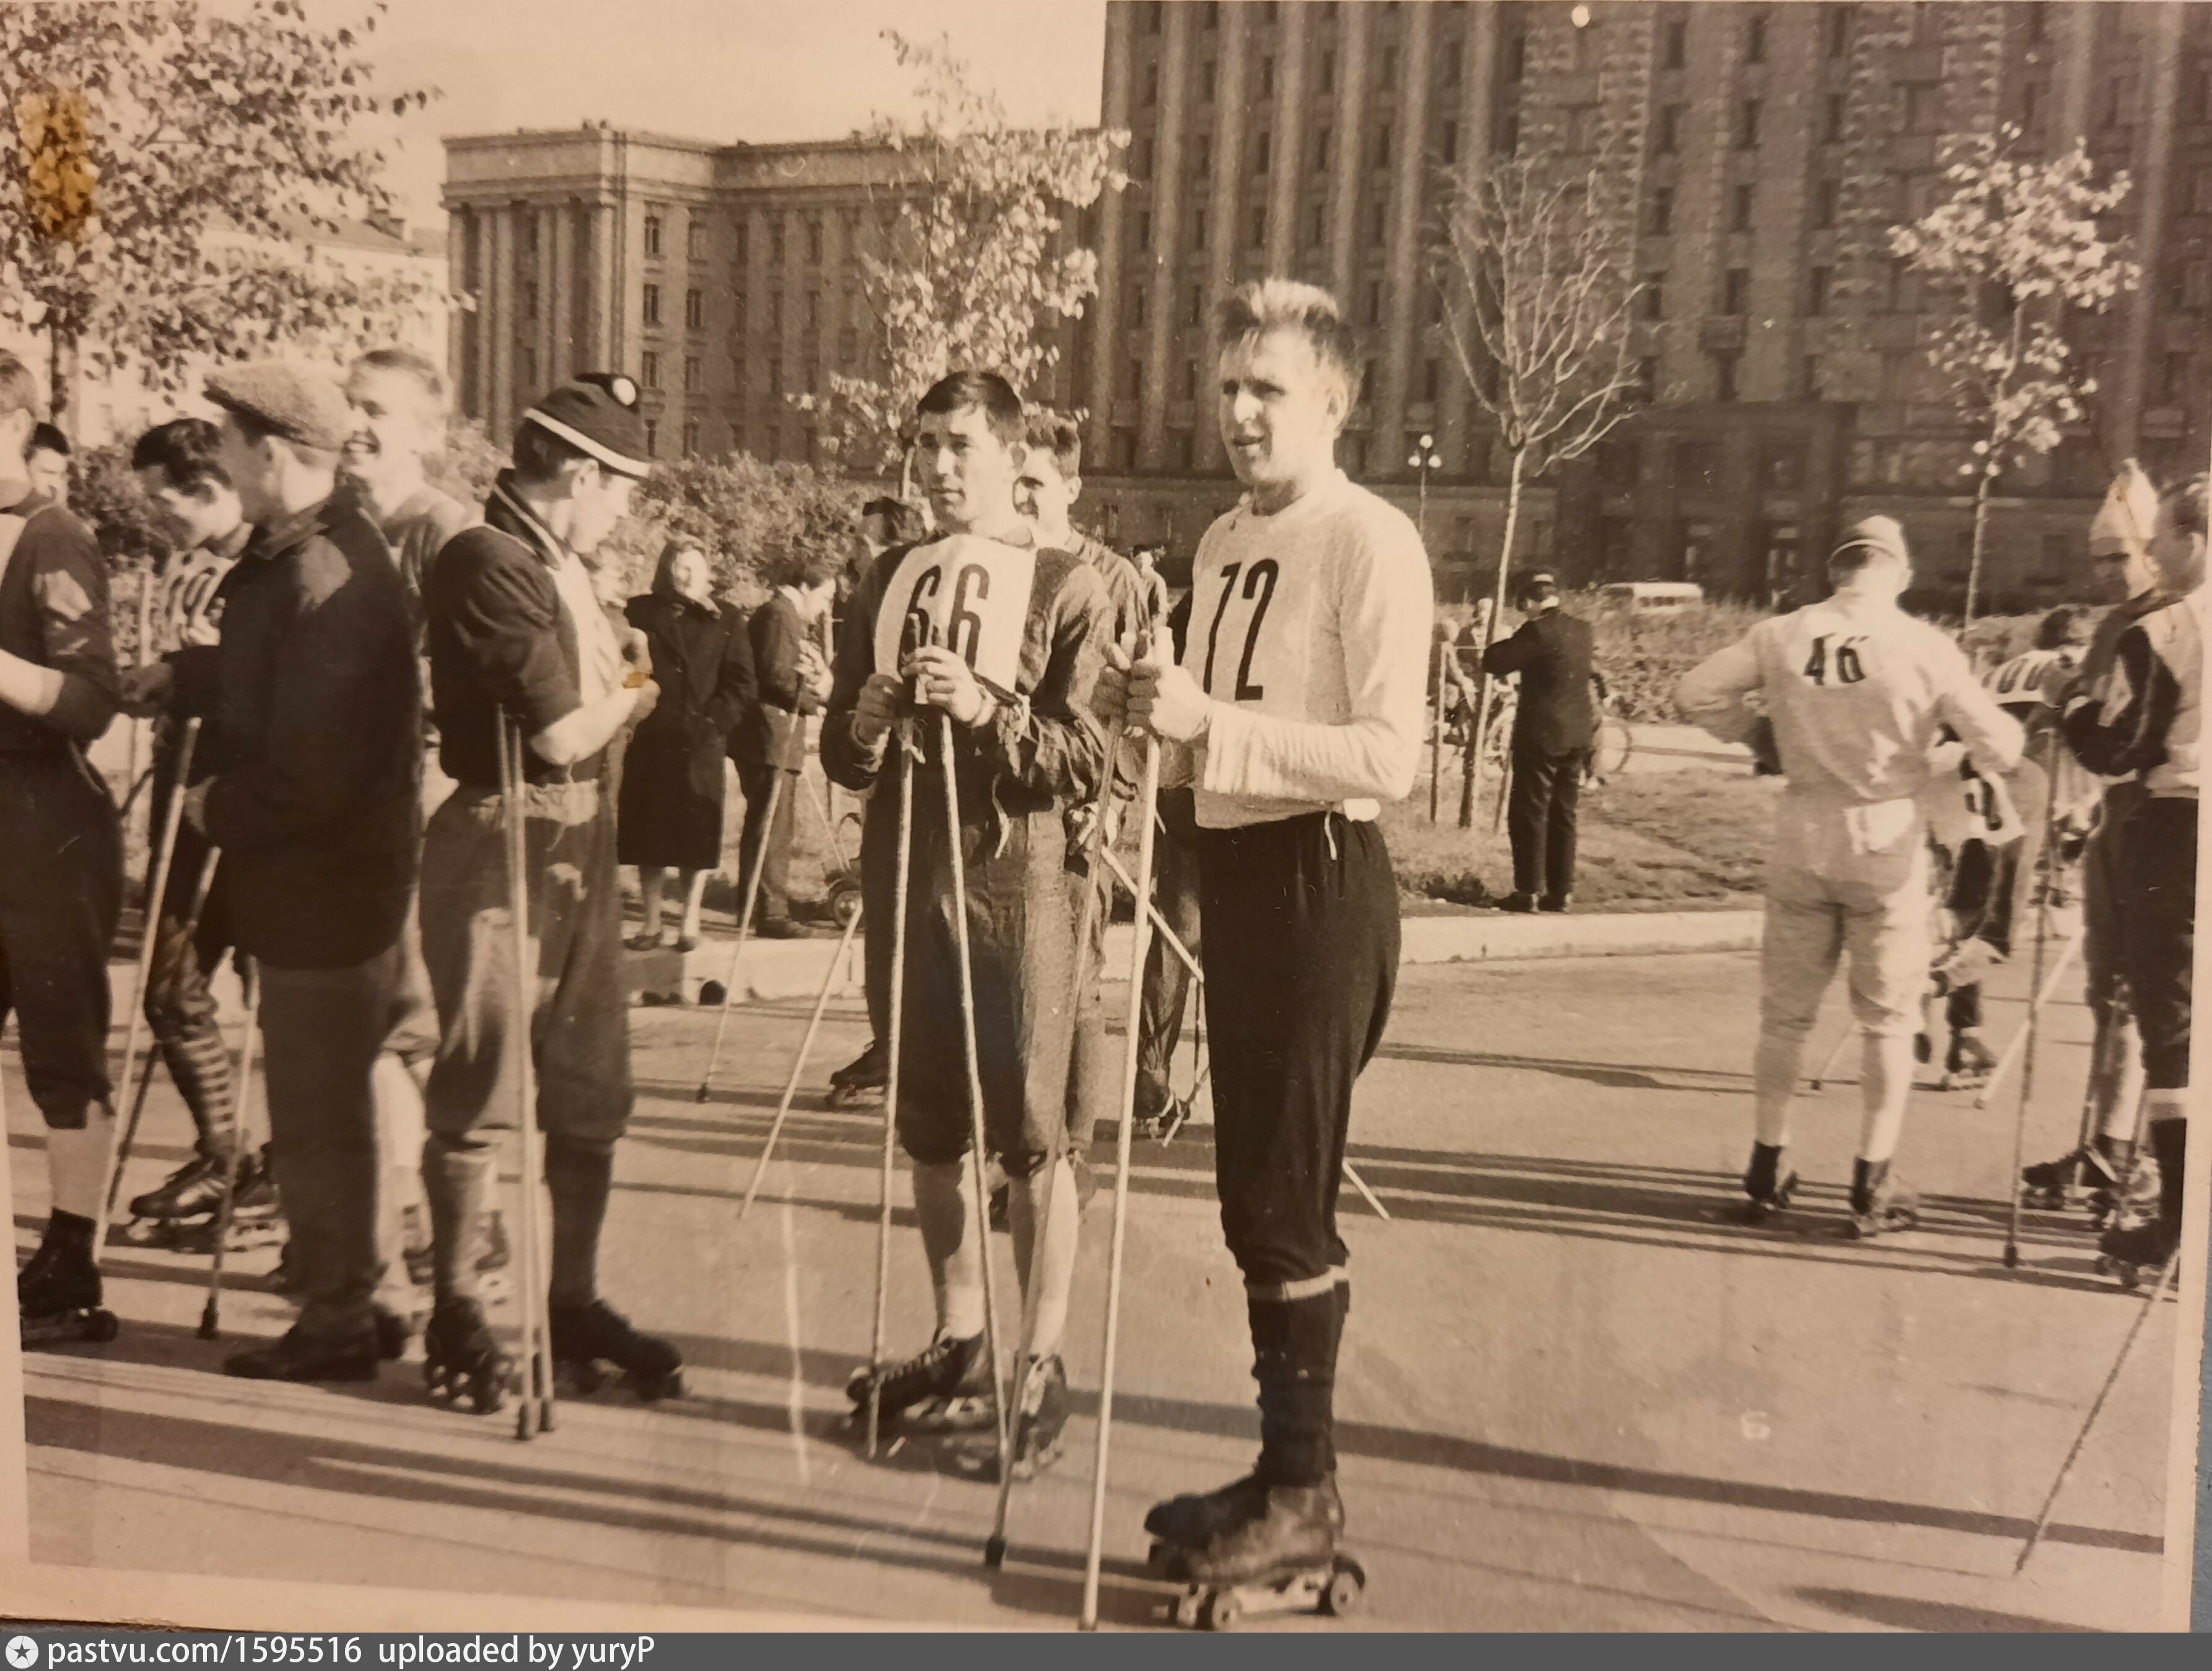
top-left (873, 534), bottom-right (1036, 692)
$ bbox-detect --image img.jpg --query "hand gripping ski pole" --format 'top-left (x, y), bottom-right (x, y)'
top-left (101, 717), bottom-right (200, 1230)
top-left (1079, 728), bottom-right (1163, 1630)
top-left (2003, 743), bottom-right (2063, 1268)
top-left (937, 705), bottom-right (1014, 1487)
top-left (733, 903), bottom-right (866, 1228)
top-left (697, 720), bottom-right (802, 1101)
top-left (2013, 1252), bottom-right (2177, 1573)
top-left (986, 712), bottom-right (1126, 1568)
top-left (863, 713), bottom-right (919, 1460)
top-left (196, 960), bottom-right (261, 1340)
top-left (499, 718), bottom-right (556, 1438)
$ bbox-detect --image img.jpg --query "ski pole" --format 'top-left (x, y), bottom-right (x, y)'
top-left (698, 720), bottom-right (800, 1101)
top-left (1972, 932), bottom-right (2083, 1110)
top-left (196, 959), bottom-right (260, 1341)
top-left (987, 708), bottom-right (1127, 1568)
top-left (937, 707), bottom-right (1014, 1488)
top-left (864, 715), bottom-right (918, 1460)
top-left (499, 717), bottom-right (556, 1438)
top-left (1080, 728), bottom-right (1162, 1631)
top-left (734, 903), bottom-right (865, 1228)
top-left (2001, 766), bottom-right (2061, 1268)
top-left (100, 717), bottom-right (199, 1233)
top-left (1808, 1024), bottom-right (1856, 1093)
top-left (105, 842), bottom-right (222, 1227)
top-left (2013, 1253), bottom-right (2177, 1573)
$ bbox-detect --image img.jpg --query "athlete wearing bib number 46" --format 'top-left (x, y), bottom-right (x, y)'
top-left (1677, 517), bottom-right (2022, 1238)
top-left (1099, 281), bottom-right (1432, 1603)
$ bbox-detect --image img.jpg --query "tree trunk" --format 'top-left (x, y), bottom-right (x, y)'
top-left (1964, 457), bottom-right (1996, 630)
top-left (47, 323), bottom-right (74, 438)
top-left (1460, 445), bottom-right (1526, 828)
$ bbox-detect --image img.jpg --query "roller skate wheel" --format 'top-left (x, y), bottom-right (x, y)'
top-left (84, 1309), bottom-right (118, 1344)
top-left (2114, 1262), bottom-right (2143, 1291)
top-left (829, 881), bottom-right (862, 925)
top-left (634, 1367), bottom-right (683, 1402)
top-left (1171, 1594), bottom-right (1204, 1630)
top-left (467, 1370), bottom-right (506, 1415)
top-left (1322, 1561), bottom-right (1365, 1618)
top-left (1199, 1590), bottom-right (1240, 1631)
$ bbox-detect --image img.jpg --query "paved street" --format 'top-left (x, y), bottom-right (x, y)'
top-left (12, 943), bottom-right (2177, 1631)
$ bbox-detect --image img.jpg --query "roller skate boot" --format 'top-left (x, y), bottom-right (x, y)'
top-left (422, 1296), bottom-right (510, 1413)
top-left (826, 1039), bottom-right (887, 1109)
top-left (1845, 1157), bottom-right (1920, 1240)
top-left (1941, 1031), bottom-right (1998, 1093)
top-left (224, 1318), bottom-right (382, 1382)
top-left (2096, 1215), bottom-right (2179, 1290)
top-left (1147, 1473), bottom-right (1275, 1551)
top-left (125, 1150), bottom-right (229, 1224)
top-left (2091, 1153), bottom-right (2161, 1232)
top-left (17, 1214), bottom-right (116, 1348)
top-left (1154, 1478), bottom-right (1365, 1630)
top-left (1740, 1142), bottom-right (1797, 1226)
top-left (847, 1329), bottom-right (992, 1432)
top-left (1133, 1093), bottom-right (1194, 1145)
top-left (370, 1299), bottom-right (419, 1363)
top-left (548, 1296), bottom-right (685, 1400)
top-left (1008, 1354), bottom-right (1069, 1479)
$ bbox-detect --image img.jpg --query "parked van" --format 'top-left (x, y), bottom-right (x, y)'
top-left (1596, 582), bottom-right (1705, 616)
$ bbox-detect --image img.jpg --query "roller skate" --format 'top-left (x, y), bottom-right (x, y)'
top-left (1007, 1354), bottom-right (1069, 1480)
top-left (123, 1148), bottom-right (282, 1251)
top-left (2021, 1140), bottom-right (2141, 1218)
top-left (549, 1296), bottom-right (685, 1400)
top-left (421, 1296), bottom-right (510, 1414)
top-left (846, 1329), bottom-right (994, 1434)
top-left (1133, 1092), bottom-right (1193, 1145)
top-left (1844, 1157), bottom-right (1919, 1240)
top-left (2091, 1153), bottom-right (2161, 1232)
top-left (2096, 1215), bottom-right (2178, 1291)
top-left (826, 1039), bottom-right (887, 1109)
top-left (1150, 1477), bottom-right (1365, 1630)
top-left (122, 1150), bottom-right (229, 1228)
top-left (1939, 1031), bottom-right (1998, 1093)
top-left (17, 1214), bottom-right (117, 1349)
top-left (1739, 1141), bottom-right (1797, 1226)
top-left (223, 1317), bottom-right (382, 1382)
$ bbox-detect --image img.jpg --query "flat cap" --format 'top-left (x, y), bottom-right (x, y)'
top-left (1832, 515), bottom-right (1909, 568)
top-left (204, 361), bottom-right (356, 453)
top-left (522, 372), bottom-right (652, 478)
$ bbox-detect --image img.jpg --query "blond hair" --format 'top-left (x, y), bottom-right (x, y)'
top-left (1216, 278), bottom-right (1358, 407)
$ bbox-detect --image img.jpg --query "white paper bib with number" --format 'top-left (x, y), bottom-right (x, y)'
top-left (873, 534), bottom-right (1038, 692)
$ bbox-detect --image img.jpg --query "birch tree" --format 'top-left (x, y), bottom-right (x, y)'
top-left (1435, 151), bottom-right (1642, 826)
top-left (2, 0), bottom-right (439, 432)
top-left (1891, 128), bottom-right (2136, 626)
top-left (801, 33), bottom-right (1126, 473)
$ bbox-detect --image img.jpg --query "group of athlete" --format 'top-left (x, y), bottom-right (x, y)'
top-left (3, 256), bottom-right (2198, 1616)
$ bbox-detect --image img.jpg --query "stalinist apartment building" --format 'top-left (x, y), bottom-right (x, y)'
top-left (446, 2), bottom-right (2210, 603)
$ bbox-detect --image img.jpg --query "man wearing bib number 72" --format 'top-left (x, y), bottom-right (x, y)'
top-left (1096, 281), bottom-right (1433, 1586)
top-left (823, 372), bottom-right (1114, 1475)
top-left (1677, 517), bottom-right (2021, 1236)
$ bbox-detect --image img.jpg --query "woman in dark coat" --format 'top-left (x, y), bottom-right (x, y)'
top-left (618, 540), bottom-right (757, 949)
top-left (730, 541), bottom-right (837, 937)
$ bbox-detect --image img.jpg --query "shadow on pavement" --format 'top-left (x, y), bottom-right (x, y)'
top-left (1793, 1587), bottom-right (2101, 1633)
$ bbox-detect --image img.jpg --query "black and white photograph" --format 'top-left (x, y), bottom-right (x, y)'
top-left (0, 0), bottom-right (2205, 1635)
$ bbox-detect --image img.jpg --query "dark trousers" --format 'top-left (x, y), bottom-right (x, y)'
top-left (1944, 754), bottom-right (2050, 1034)
top-left (1136, 789), bottom-right (1203, 1120)
top-left (1507, 743), bottom-right (1589, 902)
top-left (1064, 862), bottom-right (1111, 1151)
top-left (736, 759), bottom-right (798, 925)
top-left (1197, 813), bottom-right (1397, 1288)
top-left (2120, 796), bottom-right (2195, 1093)
top-left (0, 754), bottom-right (121, 1129)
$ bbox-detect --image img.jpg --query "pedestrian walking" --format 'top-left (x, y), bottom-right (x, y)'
top-left (1676, 515), bottom-right (2023, 1237)
top-left (416, 372), bottom-right (683, 1406)
top-left (187, 362), bottom-right (422, 1381)
top-left (732, 543), bottom-right (834, 940)
top-left (1098, 279), bottom-right (1433, 1592)
top-left (1, 351), bottom-right (128, 1350)
top-left (1483, 572), bottom-right (1598, 913)
top-left (619, 539), bottom-right (758, 950)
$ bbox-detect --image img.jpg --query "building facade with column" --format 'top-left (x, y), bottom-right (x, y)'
top-left (1081, 0), bottom-right (2211, 606)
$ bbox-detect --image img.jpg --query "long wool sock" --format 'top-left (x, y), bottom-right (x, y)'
top-left (1855, 1030), bottom-right (1916, 1164)
top-left (1007, 1155), bottom-right (1079, 1360)
top-left (544, 1135), bottom-right (615, 1306)
top-left (47, 1104), bottom-right (117, 1223)
top-left (1750, 1028), bottom-right (1805, 1148)
top-left (423, 1135), bottom-right (495, 1304)
top-left (912, 1158), bottom-right (986, 1340)
top-left (1249, 1289), bottom-right (1344, 1488)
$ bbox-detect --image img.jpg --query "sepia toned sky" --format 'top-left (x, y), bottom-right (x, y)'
top-left (369, 0), bottom-right (1110, 224)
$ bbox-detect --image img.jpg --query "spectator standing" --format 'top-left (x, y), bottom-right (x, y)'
top-left (732, 544), bottom-right (837, 940)
top-left (1484, 572), bottom-right (1598, 912)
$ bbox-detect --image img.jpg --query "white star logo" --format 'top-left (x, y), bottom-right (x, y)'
top-left (8, 1636), bottom-right (40, 1669)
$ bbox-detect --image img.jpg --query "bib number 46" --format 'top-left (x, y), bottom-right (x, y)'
top-left (1801, 634), bottom-right (1868, 687)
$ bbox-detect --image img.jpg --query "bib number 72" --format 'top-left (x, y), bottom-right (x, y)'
top-left (1201, 559), bottom-right (1280, 700)
top-left (1801, 633), bottom-right (1868, 687)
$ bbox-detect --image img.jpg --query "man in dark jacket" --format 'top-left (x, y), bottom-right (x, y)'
top-left (1, 352), bottom-right (125, 1348)
top-left (733, 544), bottom-right (836, 938)
top-left (1484, 572), bottom-right (1598, 913)
top-left (183, 363), bottom-right (421, 1381)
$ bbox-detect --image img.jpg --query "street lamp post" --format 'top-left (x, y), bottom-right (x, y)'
top-left (1409, 432), bottom-right (1443, 819)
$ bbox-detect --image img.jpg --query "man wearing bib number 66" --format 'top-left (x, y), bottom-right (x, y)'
top-left (1676, 517), bottom-right (2022, 1236)
top-left (824, 372), bottom-right (1114, 1475)
top-left (1095, 281), bottom-right (1433, 1586)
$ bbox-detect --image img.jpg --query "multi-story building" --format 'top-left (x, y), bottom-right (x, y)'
top-left (447, 2), bottom-right (2210, 605)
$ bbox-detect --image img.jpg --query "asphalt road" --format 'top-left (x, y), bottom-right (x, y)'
top-left (11, 941), bottom-right (2177, 1631)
